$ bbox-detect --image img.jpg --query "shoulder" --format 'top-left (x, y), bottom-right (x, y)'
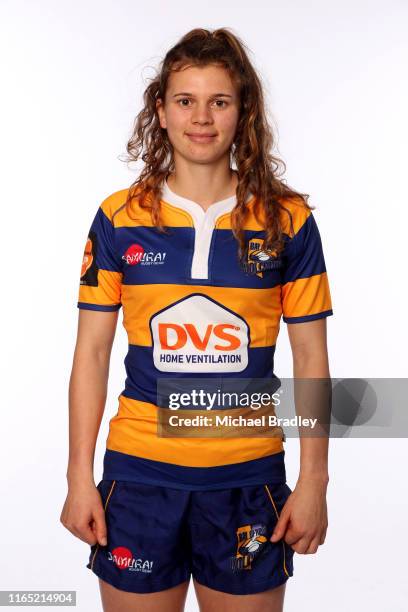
top-left (277, 194), bottom-right (312, 237)
top-left (99, 185), bottom-right (155, 227)
top-left (99, 188), bottom-right (131, 223)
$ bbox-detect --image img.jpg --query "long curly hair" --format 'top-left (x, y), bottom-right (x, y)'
top-left (122, 27), bottom-right (313, 262)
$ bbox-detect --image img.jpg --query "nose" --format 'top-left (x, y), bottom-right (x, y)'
top-left (191, 102), bottom-right (214, 125)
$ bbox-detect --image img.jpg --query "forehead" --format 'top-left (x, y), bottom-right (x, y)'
top-left (166, 63), bottom-right (237, 95)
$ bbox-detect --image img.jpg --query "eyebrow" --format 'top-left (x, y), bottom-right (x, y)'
top-left (172, 92), bottom-right (233, 98)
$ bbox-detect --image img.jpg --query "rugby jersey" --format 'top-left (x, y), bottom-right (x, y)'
top-left (77, 179), bottom-right (333, 490)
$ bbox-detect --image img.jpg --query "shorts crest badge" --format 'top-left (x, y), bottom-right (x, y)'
top-left (230, 523), bottom-right (268, 571)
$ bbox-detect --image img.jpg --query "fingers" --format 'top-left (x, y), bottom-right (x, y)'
top-left (319, 526), bottom-right (328, 545)
top-left (304, 537), bottom-right (321, 554)
top-left (75, 522), bottom-right (100, 546)
top-left (93, 507), bottom-right (108, 546)
top-left (284, 528), bottom-right (327, 554)
top-left (270, 506), bottom-right (290, 542)
top-left (60, 506), bottom-right (107, 546)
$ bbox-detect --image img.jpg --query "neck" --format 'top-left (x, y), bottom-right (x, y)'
top-left (166, 162), bottom-right (238, 210)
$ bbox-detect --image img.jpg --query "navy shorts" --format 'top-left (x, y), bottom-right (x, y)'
top-left (86, 479), bottom-right (295, 595)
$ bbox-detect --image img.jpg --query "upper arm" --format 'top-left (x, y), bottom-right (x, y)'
top-left (280, 204), bottom-right (333, 364)
top-left (77, 198), bottom-right (123, 313)
top-left (286, 318), bottom-right (328, 363)
top-left (75, 195), bottom-right (124, 354)
top-left (281, 207), bottom-right (333, 325)
top-left (76, 308), bottom-right (119, 355)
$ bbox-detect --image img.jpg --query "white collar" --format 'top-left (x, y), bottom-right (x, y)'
top-left (160, 178), bottom-right (253, 278)
top-left (161, 178), bottom-right (252, 226)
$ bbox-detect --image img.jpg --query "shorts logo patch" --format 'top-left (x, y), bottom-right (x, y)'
top-left (241, 237), bottom-right (282, 277)
top-left (80, 230), bottom-right (98, 286)
top-left (122, 243), bottom-right (166, 266)
top-left (150, 294), bottom-right (249, 373)
top-left (108, 546), bottom-right (154, 573)
top-left (230, 523), bottom-right (268, 571)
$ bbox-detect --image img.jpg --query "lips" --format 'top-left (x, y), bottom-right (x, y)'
top-left (186, 133), bottom-right (217, 142)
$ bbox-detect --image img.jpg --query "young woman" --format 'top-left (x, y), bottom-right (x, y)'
top-left (61, 28), bottom-right (333, 612)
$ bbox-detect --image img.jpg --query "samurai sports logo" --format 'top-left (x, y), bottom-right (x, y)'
top-left (151, 294), bottom-right (249, 373)
top-left (122, 243), bottom-right (166, 266)
top-left (107, 546), bottom-right (153, 573)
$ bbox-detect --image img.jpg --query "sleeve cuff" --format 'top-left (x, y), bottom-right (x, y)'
top-left (77, 302), bottom-right (121, 312)
top-left (282, 309), bottom-right (333, 324)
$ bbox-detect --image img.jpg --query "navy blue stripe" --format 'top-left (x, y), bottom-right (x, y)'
top-left (116, 226), bottom-right (193, 284)
top-left (108, 215), bottom-right (328, 288)
top-left (115, 226), bottom-right (285, 289)
top-left (210, 229), bottom-right (286, 288)
top-left (282, 213), bottom-right (327, 283)
top-left (103, 448), bottom-right (286, 490)
top-left (283, 309), bottom-right (333, 324)
top-left (121, 344), bottom-right (276, 404)
top-left (77, 301), bottom-right (121, 312)
top-left (90, 207), bottom-right (123, 272)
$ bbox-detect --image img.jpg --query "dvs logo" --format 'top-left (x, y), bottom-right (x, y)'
top-left (150, 294), bottom-right (249, 372)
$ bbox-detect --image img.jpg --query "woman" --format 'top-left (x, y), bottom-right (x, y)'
top-left (61, 28), bottom-right (333, 612)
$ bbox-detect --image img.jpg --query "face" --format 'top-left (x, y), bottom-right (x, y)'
top-left (156, 63), bottom-right (240, 165)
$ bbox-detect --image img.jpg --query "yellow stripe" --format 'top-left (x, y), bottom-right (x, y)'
top-left (264, 484), bottom-right (289, 578)
top-left (122, 283), bottom-right (282, 347)
top-left (216, 195), bottom-right (310, 234)
top-left (100, 189), bottom-right (130, 223)
top-left (101, 188), bottom-right (309, 236)
top-left (113, 197), bottom-right (195, 228)
top-left (90, 480), bottom-right (116, 571)
top-left (106, 396), bottom-right (284, 467)
top-left (282, 272), bottom-right (332, 319)
top-left (78, 269), bottom-right (122, 307)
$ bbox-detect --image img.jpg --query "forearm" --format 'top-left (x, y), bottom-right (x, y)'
top-left (66, 345), bottom-right (110, 486)
top-left (293, 353), bottom-right (330, 483)
top-left (298, 438), bottom-right (329, 483)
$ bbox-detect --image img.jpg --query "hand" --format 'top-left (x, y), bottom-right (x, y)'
top-left (270, 478), bottom-right (328, 554)
top-left (60, 479), bottom-right (107, 547)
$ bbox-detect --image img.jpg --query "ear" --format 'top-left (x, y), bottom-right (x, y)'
top-left (156, 98), bottom-right (167, 129)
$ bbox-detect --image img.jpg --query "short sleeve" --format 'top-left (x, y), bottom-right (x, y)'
top-left (77, 204), bottom-right (123, 312)
top-left (281, 209), bottom-right (333, 324)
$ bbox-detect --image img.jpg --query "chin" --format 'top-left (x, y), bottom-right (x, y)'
top-left (180, 148), bottom-right (221, 163)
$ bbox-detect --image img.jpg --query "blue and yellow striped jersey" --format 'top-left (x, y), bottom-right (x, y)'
top-left (77, 180), bottom-right (333, 490)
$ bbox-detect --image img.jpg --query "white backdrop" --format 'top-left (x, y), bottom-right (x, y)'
top-left (1, 0), bottom-right (407, 610)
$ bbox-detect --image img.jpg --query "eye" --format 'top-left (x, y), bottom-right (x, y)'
top-left (176, 98), bottom-right (228, 108)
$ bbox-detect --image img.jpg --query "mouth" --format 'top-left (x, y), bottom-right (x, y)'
top-left (185, 133), bottom-right (217, 143)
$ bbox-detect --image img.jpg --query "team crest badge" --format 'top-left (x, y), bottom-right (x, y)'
top-left (230, 523), bottom-right (269, 571)
top-left (240, 237), bottom-right (282, 277)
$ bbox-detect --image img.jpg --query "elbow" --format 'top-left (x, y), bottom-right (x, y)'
top-left (292, 350), bottom-right (331, 378)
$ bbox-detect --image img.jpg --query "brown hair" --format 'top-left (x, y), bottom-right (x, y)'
top-left (122, 27), bottom-right (313, 262)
